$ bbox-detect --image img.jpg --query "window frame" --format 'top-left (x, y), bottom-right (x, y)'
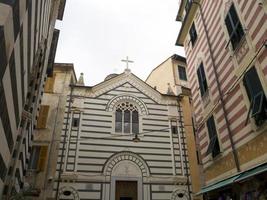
top-left (178, 65), bottom-right (187, 81)
top-left (72, 118), bottom-right (80, 127)
top-left (225, 4), bottom-right (245, 50)
top-left (206, 116), bottom-right (221, 158)
top-left (189, 22), bottom-right (198, 47)
top-left (115, 102), bottom-right (140, 134)
top-left (243, 67), bottom-right (267, 126)
top-left (197, 63), bottom-right (208, 97)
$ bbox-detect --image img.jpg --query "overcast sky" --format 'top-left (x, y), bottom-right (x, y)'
top-left (55, 0), bottom-right (184, 85)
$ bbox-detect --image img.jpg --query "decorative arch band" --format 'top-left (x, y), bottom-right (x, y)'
top-left (102, 151), bottom-right (150, 177)
top-left (106, 94), bottom-right (149, 115)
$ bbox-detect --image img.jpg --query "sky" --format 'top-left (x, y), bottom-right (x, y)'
top-left (55, 0), bottom-right (184, 85)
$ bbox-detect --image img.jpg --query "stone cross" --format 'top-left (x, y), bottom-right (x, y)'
top-left (121, 56), bottom-right (134, 70)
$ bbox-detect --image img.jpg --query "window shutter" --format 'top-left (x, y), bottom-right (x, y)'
top-left (197, 67), bottom-right (203, 96)
top-left (197, 63), bottom-right (208, 96)
top-left (37, 146), bottom-right (48, 171)
top-left (243, 67), bottom-right (264, 101)
top-left (225, 4), bottom-right (244, 49)
top-left (37, 105), bottom-right (50, 129)
top-left (44, 75), bottom-right (56, 93)
top-left (206, 116), bottom-right (220, 157)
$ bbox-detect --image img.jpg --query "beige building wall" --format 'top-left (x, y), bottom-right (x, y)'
top-left (146, 55), bottom-right (202, 199)
top-left (26, 63), bottom-right (76, 199)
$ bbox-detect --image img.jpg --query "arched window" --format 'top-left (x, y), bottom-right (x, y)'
top-left (115, 102), bottom-right (139, 134)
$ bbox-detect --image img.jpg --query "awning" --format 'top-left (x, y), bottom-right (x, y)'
top-left (196, 174), bottom-right (240, 195)
top-left (235, 162), bottom-right (267, 182)
top-left (196, 162), bottom-right (267, 195)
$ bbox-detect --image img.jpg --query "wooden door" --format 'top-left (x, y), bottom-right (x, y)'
top-left (115, 181), bottom-right (138, 200)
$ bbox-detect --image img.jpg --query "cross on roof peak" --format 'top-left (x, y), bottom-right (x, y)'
top-left (121, 56), bottom-right (134, 70)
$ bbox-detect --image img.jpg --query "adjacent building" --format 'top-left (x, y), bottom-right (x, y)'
top-left (176, 0), bottom-right (267, 199)
top-left (25, 63), bottom-right (77, 199)
top-left (0, 0), bottom-right (66, 198)
top-left (146, 54), bottom-right (202, 199)
top-left (54, 68), bottom-right (194, 200)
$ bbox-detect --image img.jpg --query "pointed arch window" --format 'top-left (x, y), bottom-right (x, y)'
top-left (115, 102), bottom-right (139, 134)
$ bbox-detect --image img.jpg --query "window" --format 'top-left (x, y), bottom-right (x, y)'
top-left (29, 146), bottom-right (48, 171)
top-left (29, 146), bottom-right (40, 169)
top-left (44, 75), bottom-right (56, 93)
top-left (225, 4), bottom-right (244, 50)
top-left (185, 0), bottom-right (192, 13)
top-left (72, 118), bottom-right (79, 127)
top-left (189, 22), bottom-right (197, 47)
top-left (197, 63), bottom-right (208, 96)
top-left (37, 105), bottom-right (49, 129)
top-left (243, 67), bottom-right (267, 126)
top-left (178, 66), bottom-right (187, 81)
top-left (171, 120), bottom-right (178, 134)
top-left (115, 102), bottom-right (139, 134)
top-left (206, 116), bottom-right (220, 158)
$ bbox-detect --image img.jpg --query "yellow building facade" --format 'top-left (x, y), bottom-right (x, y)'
top-left (26, 63), bottom-right (77, 199)
top-left (146, 54), bottom-right (202, 200)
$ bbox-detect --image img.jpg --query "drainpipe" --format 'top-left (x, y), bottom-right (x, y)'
top-left (177, 98), bottom-right (192, 200)
top-left (192, 1), bottom-right (240, 172)
top-left (55, 84), bottom-right (74, 199)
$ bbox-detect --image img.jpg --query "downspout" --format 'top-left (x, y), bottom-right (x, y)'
top-left (55, 84), bottom-right (74, 199)
top-left (177, 98), bottom-right (192, 200)
top-left (192, 1), bottom-right (240, 172)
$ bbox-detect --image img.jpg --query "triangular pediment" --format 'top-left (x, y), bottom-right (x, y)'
top-left (86, 72), bottom-right (175, 104)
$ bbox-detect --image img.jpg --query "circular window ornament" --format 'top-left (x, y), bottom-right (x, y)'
top-left (171, 189), bottom-right (189, 200)
top-left (58, 186), bottom-right (79, 200)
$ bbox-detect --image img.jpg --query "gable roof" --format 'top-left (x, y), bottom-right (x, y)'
top-left (72, 70), bottom-right (180, 104)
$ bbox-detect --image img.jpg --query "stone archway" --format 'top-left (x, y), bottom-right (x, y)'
top-left (106, 94), bottom-right (149, 115)
top-left (103, 151), bottom-right (150, 178)
top-left (103, 152), bottom-right (150, 200)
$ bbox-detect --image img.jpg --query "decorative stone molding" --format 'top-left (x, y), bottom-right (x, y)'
top-left (170, 189), bottom-right (190, 200)
top-left (58, 186), bottom-right (79, 200)
top-left (106, 94), bottom-right (149, 115)
top-left (103, 151), bottom-right (150, 177)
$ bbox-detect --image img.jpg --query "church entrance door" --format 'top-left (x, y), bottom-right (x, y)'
top-left (115, 181), bottom-right (138, 200)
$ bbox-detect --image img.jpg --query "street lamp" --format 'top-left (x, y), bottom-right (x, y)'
top-left (132, 133), bottom-right (140, 142)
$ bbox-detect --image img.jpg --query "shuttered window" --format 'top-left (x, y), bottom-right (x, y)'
top-left (29, 146), bottom-right (48, 171)
top-left (243, 67), bottom-right (267, 126)
top-left (206, 116), bottom-right (220, 158)
top-left (37, 105), bottom-right (49, 129)
top-left (197, 63), bottom-right (208, 96)
top-left (44, 75), bottom-right (56, 93)
top-left (225, 4), bottom-right (244, 50)
top-left (37, 146), bottom-right (48, 171)
top-left (189, 22), bottom-right (197, 47)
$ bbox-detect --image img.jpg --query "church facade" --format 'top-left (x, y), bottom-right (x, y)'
top-left (54, 69), bottom-right (192, 200)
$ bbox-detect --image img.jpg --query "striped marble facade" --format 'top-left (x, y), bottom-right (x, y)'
top-left (0, 0), bottom-right (65, 198)
top-left (176, 0), bottom-right (267, 185)
top-left (55, 71), bottom-right (191, 200)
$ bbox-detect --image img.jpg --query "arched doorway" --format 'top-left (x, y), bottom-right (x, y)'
top-left (103, 152), bottom-right (150, 200)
